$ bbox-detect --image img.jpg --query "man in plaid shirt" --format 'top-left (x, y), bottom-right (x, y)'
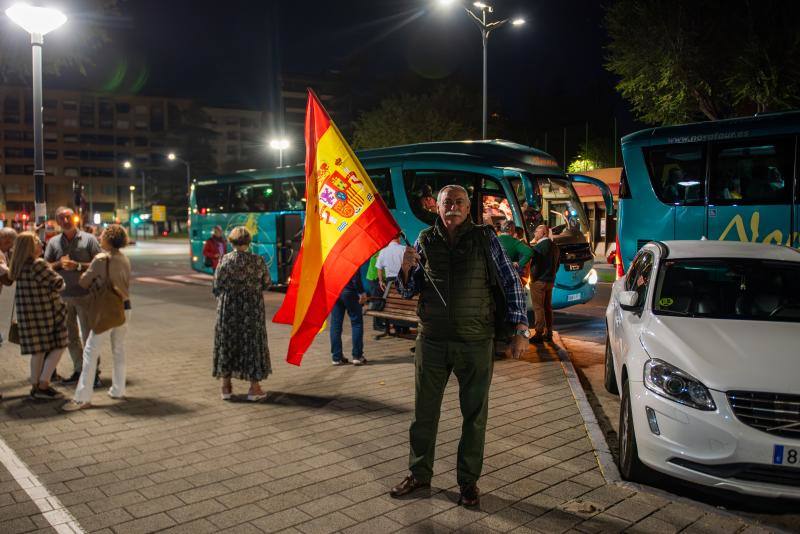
top-left (389, 185), bottom-right (529, 508)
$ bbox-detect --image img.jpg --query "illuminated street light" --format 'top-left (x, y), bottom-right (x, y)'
top-left (167, 152), bottom-right (192, 199)
top-left (122, 160), bottom-right (146, 212)
top-left (269, 138), bottom-right (290, 167)
top-left (5, 3), bottom-right (67, 237)
top-left (129, 185), bottom-right (136, 211)
top-left (437, 1), bottom-right (526, 139)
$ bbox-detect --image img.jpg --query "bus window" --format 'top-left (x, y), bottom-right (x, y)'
top-left (480, 177), bottom-right (514, 231)
top-left (709, 138), bottom-right (794, 205)
top-left (644, 144), bottom-right (705, 205)
top-left (195, 183), bottom-right (229, 213)
top-left (402, 170), bottom-right (481, 225)
top-left (368, 169), bottom-right (394, 208)
top-left (277, 178), bottom-right (305, 210)
top-left (230, 182), bottom-right (270, 212)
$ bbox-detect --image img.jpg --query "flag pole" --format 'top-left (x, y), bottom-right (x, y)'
top-left (400, 232), bottom-right (447, 307)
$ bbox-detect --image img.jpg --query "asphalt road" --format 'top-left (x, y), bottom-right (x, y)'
top-left (558, 280), bottom-right (800, 533)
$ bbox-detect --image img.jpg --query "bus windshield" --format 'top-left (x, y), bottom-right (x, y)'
top-left (512, 174), bottom-right (589, 239)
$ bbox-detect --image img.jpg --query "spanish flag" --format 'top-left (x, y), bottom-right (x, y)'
top-left (273, 89), bottom-right (400, 365)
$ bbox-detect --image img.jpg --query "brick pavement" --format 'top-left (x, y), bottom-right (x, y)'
top-left (0, 285), bottom-right (770, 533)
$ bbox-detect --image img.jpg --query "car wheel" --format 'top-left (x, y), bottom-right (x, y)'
top-left (618, 379), bottom-right (648, 481)
top-left (604, 335), bottom-right (618, 395)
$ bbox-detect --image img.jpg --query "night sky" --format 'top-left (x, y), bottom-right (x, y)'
top-left (10, 0), bottom-right (636, 143)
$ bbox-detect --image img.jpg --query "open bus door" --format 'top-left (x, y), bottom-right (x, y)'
top-left (276, 213), bottom-right (302, 289)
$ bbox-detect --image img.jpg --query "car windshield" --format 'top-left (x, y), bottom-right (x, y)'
top-left (653, 259), bottom-right (800, 322)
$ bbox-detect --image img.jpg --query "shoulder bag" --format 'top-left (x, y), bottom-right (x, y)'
top-left (8, 297), bottom-right (20, 344)
top-left (87, 255), bottom-right (126, 335)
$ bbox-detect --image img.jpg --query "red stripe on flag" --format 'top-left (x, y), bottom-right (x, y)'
top-left (277, 201), bottom-right (398, 365)
top-left (305, 88), bottom-right (331, 175)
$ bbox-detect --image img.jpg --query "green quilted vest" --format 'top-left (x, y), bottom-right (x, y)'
top-left (417, 218), bottom-right (495, 341)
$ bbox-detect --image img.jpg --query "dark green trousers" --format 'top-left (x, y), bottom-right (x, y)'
top-left (408, 335), bottom-right (494, 486)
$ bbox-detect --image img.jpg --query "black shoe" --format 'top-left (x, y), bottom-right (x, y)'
top-left (31, 386), bottom-right (63, 400)
top-left (389, 475), bottom-right (431, 498)
top-left (530, 335), bottom-right (543, 344)
top-left (60, 371), bottom-right (81, 385)
top-left (459, 483), bottom-right (480, 507)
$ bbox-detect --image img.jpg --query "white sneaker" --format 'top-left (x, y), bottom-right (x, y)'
top-left (352, 357), bottom-right (368, 366)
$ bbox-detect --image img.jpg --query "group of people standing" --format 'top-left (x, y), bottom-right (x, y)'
top-left (0, 207), bottom-right (131, 410)
top-left (496, 220), bottom-right (560, 342)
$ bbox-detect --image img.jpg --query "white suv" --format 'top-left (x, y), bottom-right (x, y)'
top-left (605, 240), bottom-right (800, 498)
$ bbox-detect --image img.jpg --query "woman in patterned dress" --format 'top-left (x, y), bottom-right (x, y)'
top-left (7, 232), bottom-right (68, 399)
top-left (212, 226), bottom-right (272, 401)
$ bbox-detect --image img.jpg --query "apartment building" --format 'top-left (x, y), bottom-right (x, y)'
top-left (0, 86), bottom-right (196, 223)
top-left (0, 78), bottom-right (349, 224)
top-left (204, 106), bottom-right (269, 172)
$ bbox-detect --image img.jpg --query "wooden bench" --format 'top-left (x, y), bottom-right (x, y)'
top-left (364, 282), bottom-right (419, 340)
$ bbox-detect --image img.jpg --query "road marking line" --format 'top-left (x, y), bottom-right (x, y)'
top-left (135, 276), bottom-right (183, 286)
top-left (0, 436), bottom-right (85, 533)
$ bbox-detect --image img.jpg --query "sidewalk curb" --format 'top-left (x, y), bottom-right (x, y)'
top-left (551, 331), bottom-right (621, 483)
top-left (552, 333), bottom-right (783, 533)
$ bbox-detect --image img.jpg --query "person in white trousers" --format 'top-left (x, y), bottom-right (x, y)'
top-left (62, 225), bottom-right (131, 411)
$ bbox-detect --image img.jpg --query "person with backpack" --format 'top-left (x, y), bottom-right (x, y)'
top-left (530, 224), bottom-right (560, 343)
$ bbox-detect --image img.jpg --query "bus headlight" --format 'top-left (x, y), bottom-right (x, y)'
top-left (584, 268), bottom-right (598, 285)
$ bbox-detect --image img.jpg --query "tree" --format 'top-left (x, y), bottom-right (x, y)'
top-left (568, 137), bottom-right (614, 172)
top-left (0, 0), bottom-right (120, 81)
top-left (352, 84), bottom-right (479, 149)
top-left (605, 0), bottom-right (800, 124)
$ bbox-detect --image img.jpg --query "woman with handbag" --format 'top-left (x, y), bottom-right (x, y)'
top-left (202, 225), bottom-right (226, 270)
top-left (63, 225), bottom-right (131, 411)
top-left (6, 232), bottom-right (68, 399)
top-left (213, 226), bottom-right (272, 401)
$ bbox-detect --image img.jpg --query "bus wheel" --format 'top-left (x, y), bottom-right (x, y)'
top-left (604, 335), bottom-right (618, 395)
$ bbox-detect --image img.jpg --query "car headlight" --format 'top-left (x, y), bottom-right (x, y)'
top-left (583, 268), bottom-right (598, 285)
top-left (643, 359), bottom-right (716, 411)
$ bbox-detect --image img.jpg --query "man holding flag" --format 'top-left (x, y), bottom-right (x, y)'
top-left (273, 89), bottom-right (399, 365)
top-left (389, 184), bottom-right (529, 507)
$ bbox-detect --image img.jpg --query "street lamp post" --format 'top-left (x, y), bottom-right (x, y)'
top-left (123, 160), bottom-right (145, 213)
top-left (129, 185), bottom-right (136, 211)
top-left (5, 3), bottom-right (67, 237)
top-left (167, 152), bottom-right (191, 199)
top-left (269, 139), bottom-right (290, 168)
top-left (437, 1), bottom-right (524, 139)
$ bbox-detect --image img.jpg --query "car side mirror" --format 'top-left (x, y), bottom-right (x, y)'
top-left (618, 290), bottom-right (640, 311)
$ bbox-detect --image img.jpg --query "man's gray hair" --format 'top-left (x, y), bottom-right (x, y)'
top-left (436, 184), bottom-right (470, 204)
top-left (0, 227), bottom-right (17, 240)
top-left (55, 206), bottom-right (73, 217)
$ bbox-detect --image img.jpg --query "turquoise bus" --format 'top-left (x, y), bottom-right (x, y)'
top-left (617, 111), bottom-right (800, 269)
top-left (189, 140), bottom-right (614, 309)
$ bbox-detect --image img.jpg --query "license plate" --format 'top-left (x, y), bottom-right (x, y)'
top-left (567, 263), bottom-right (581, 271)
top-left (773, 445), bottom-right (799, 467)
top-left (567, 293), bottom-right (581, 302)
